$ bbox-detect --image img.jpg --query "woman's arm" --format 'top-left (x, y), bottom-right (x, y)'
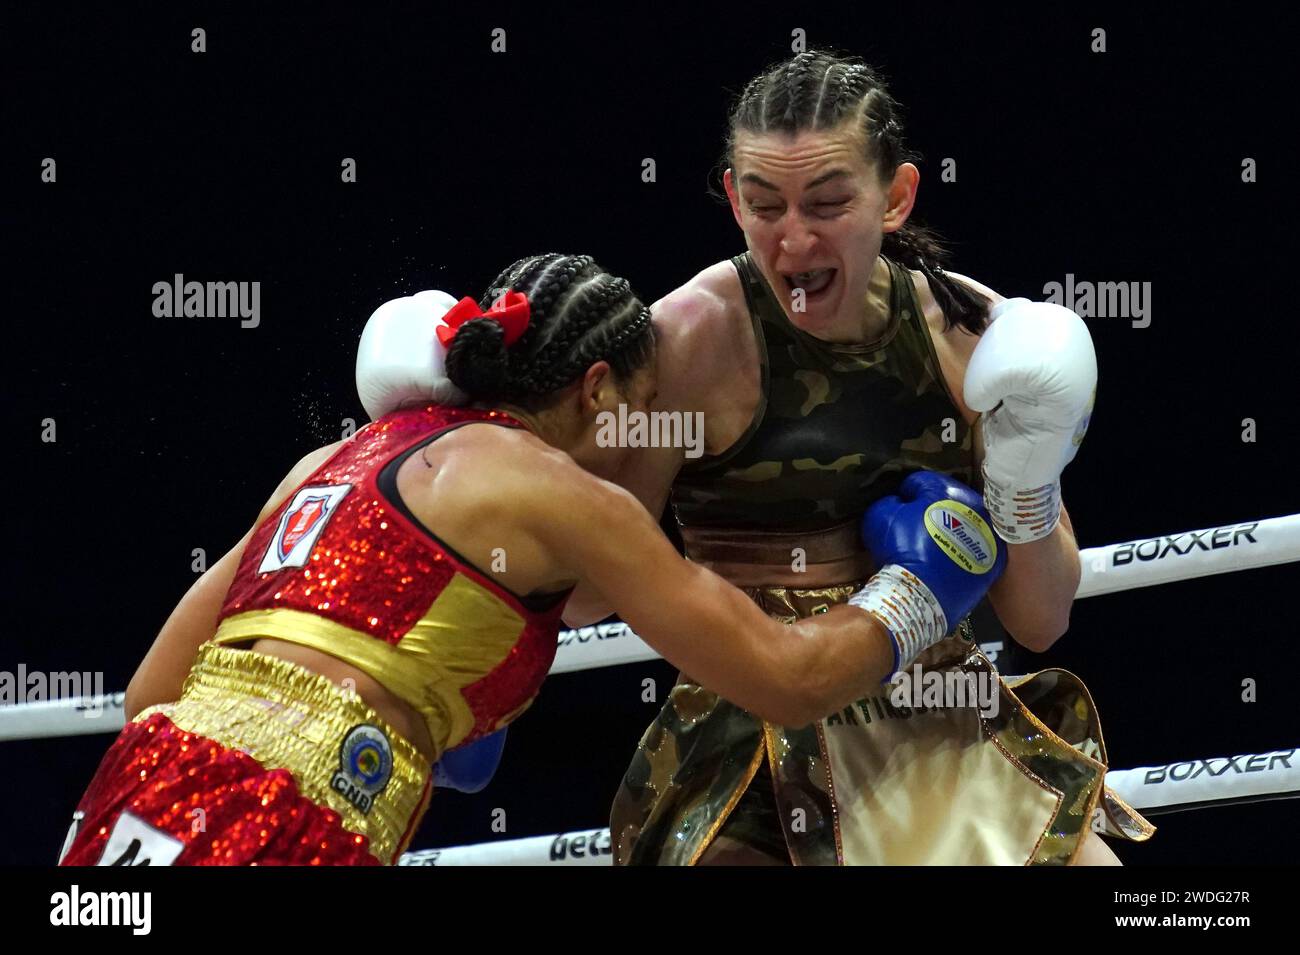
top-left (535, 474), bottom-right (895, 727)
top-left (940, 272), bottom-right (1083, 652)
top-left (986, 503), bottom-right (1080, 651)
top-left (123, 441), bottom-right (345, 719)
top-left (560, 441), bottom-right (683, 626)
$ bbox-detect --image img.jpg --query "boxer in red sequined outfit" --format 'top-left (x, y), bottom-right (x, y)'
top-left (59, 254), bottom-right (996, 866)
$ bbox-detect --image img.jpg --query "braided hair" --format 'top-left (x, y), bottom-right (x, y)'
top-left (445, 254), bottom-right (655, 407)
top-left (724, 51), bottom-right (988, 335)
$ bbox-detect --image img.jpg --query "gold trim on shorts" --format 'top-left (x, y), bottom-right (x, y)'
top-left (687, 735), bottom-right (769, 866)
top-left (136, 641), bottom-right (432, 864)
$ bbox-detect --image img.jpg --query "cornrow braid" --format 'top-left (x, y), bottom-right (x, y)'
top-left (518, 287), bottom-right (651, 397)
top-left (781, 54), bottom-right (815, 128)
top-left (444, 253), bottom-right (654, 408)
top-left (528, 273), bottom-right (623, 368)
top-left (532, 295), bottom-right (651, 396)
top-left (811, 63), bottom-right (843, 128)
top-left (721, 51), bottom-right (989, 336)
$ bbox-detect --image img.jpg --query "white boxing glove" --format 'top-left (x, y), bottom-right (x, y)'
top-left (355, 290), bottom-right (466, 421)
top-left (963, 298), bottom-right (1096, 543)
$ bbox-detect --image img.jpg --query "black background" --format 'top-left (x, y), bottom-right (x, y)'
top-left (4, 2), bottom-right (1298, 866)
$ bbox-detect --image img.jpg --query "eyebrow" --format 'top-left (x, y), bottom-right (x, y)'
top-left (739, 169), bottom-right (852, 191)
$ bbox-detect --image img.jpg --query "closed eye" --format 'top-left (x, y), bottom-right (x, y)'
top-left (809, 199), bottom-right (850, 219)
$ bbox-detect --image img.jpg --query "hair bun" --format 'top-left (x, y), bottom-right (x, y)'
top-left (445, 317), bottom-right (511, 399)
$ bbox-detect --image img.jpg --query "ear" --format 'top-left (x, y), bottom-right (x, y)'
top-left (579, 360), bottom-right (615, 412)
top-left (723, 168), bottom-right (744, 229)
top-left (881, 161), bottom-right (920, 235)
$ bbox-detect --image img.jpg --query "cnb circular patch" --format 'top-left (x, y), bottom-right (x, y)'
top-left (331, 724), bottom-right (394, 815)
top-left (924, 500), bottom-right (998, 574)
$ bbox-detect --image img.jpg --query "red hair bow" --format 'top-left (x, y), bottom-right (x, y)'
top-left (435, 291), bottom-right (531, 348)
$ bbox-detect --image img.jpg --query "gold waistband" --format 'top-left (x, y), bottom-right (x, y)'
top-left (136, 642), bottom-right (431, 864)
top-left (679, 520), bottom-right (876, 588)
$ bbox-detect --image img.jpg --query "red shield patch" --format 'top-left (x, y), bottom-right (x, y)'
top-left (279, 496), bottom-right (328, 561)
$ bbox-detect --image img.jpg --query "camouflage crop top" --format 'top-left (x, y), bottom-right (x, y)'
top-left (671, 253), bottom-right (977, 531)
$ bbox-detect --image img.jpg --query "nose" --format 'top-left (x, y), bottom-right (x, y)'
top-left (778, 212), bottom-right (817, 259)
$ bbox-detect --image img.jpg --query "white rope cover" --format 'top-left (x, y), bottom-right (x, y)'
top-left (1, 513), bottom-right (1296, 742)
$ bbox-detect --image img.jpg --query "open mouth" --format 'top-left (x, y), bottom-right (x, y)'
top-left (783, 268), bottom-right (837, 298)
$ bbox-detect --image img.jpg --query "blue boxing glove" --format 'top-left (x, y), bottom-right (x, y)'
top-left (849, 470), bottom-right (1008, 677)
top-left (432, 728), bottom-right (507, 794)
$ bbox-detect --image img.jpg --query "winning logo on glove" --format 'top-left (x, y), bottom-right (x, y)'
top-left (924, 500), bottom-right (998, 574)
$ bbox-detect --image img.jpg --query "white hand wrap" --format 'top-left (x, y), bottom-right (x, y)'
top-left (847, 564), bottom-right (949, 677)
top-left (979, 474), bottom-right (1062, 544)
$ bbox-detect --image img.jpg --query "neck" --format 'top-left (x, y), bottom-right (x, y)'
top-left (491, 401), bottom-right (589, 462)
top-left (491, 401), bottom-right (546, 436)
top-left (856, 253), bottom-right (893, 343)
top-left (805, 254), bottom-right (892, 345)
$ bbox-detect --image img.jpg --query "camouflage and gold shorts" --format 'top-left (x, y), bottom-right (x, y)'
top-left (705, 759), bottom-right (791, 864)
top-left (611, 585), bottom-right (1155, 866)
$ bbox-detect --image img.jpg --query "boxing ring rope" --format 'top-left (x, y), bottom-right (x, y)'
top-left (4, 513), bottom-right (1298, 861)
top-left (4, 512), bottom-right (1296, 742)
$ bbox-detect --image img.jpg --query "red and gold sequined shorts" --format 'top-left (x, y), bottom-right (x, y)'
top-left (59, 642), bottom-right (432, 866)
